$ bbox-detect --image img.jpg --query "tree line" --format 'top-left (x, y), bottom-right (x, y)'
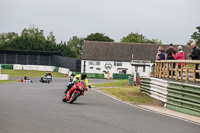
top-left (0, 26), bottom-right (199, 59)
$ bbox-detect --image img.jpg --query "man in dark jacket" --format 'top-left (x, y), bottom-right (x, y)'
top-left (165, 44), bottom-right (177, 76)
top-left (188, 43), bottom-right (200, 79)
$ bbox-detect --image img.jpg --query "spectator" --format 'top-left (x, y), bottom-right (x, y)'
top-left (172, 46), bottom-right (185, 75)
top-left (156, 49), bottom-right (165, 60)
top-left (156, 46), bottom-right (165, 60)
top-left (158, 46), bottom-right (165, 53)
top-left (165, 44), bottom-right (177, 60)
top-left (166, 44), bottom-right (177, 76)
top-left (172, 45), bottom-right (185, 67)
top-left (188, 42), bottom-right (200, 79)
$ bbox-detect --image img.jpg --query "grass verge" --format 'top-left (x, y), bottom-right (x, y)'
top-left (0, 80), bottom-right (21, 84)
top-left (92, 80), bottom-right (153, 104)
top-left (2, 69), bottom-right (66, 78)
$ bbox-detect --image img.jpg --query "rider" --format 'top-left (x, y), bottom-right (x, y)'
top-left (64, 72), bottom-right (88, 94)
top-left (45, 72), bottom-right (52, 77)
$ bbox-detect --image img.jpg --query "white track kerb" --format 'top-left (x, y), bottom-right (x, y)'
top-left (91, 87), bottom-right (200, 126)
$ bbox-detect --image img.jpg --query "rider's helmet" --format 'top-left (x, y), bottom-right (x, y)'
top-left (81, 72), bottom-right (87, 80)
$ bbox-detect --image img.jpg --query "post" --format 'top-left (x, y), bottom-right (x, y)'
top-left (186, 63), bottom-right (189, 83)
top-left (167, 63), bottom-right (169, 78)
top-left (193, 63), bottom-right (196, 82)
top-left (180, 63), bottom-right (183, 82)
top-left (159, 62), bottom-right (162, 78)
top-left (157, 63), bottom-right (160, 77)
top-left (171, 63), bottom-right (173, 79)
top-left (163, 62), bottom-right (166, 78)
top-left (155, 62), bottom-right (157, 77)
top-left (175, 63), bottom-right (178, 80)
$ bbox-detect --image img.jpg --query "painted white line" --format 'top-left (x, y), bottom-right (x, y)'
top-left (92, 88), bottom-right (200, 126)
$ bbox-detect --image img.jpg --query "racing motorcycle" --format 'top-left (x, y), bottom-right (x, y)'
top-left (39, 75), bottom-right (52, 83)
top-left (62, 80), bottom-right (90, 104)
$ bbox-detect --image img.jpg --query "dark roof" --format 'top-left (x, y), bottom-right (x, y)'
top-left (82, 41), bottom-right (192, 63)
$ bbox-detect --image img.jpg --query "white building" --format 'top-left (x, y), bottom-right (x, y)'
top-left (81, 41), bottom-right (192, 78)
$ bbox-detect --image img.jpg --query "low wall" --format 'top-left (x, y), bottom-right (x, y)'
top-left (140, 77), bottom-right (200, 117)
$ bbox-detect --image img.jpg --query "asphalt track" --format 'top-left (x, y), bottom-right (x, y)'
top-left (0, 78), bottom-right (199, 133)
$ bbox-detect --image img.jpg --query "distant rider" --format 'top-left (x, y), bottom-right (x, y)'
top-left (45, 72), bottom-right (52, 77)
top-left (64, 72), bottom-right (88, 94)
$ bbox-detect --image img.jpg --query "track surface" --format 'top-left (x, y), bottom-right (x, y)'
top-left (0, 78), bottom-right (199, 133)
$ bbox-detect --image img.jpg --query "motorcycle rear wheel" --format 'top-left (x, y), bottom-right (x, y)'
top-left (69, 92), bottom-right (79, 104)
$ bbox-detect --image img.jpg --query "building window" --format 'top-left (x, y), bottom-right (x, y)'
top-left (114, 61), bottom-right (122, 66)
top-left (89, 61), bottom-right (100, 65)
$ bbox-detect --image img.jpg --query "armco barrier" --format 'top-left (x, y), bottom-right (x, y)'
top-left (58, 67), bottom-right (69, 74)
top-left (140, 77), bottom-right (168, 102)
top-left (13, 64), bottom-right (23, 70)
top-left (149, 78), bottom-right (168, 102)
top-left (140, 77), bottom-right (151, 96)
top-left (140, 78), bottom-right (200, 117)
top-left (166, 82), bottom-right (200, 117)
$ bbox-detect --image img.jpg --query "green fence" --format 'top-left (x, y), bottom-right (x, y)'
top-left (74, 72), bottom-right (104, 79)
top-left (1, 64), bottom-right (13, 69)
top-left (113, 74), bottom-right (131, 79)
top-left (166, 82), bottom-right (200, 117)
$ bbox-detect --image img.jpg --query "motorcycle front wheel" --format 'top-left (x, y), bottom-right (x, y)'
top-left (62, 95), bottom-right (67, 102)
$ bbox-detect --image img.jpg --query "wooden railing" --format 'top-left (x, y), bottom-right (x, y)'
top-left (155, 60), bottom-right (200, 83)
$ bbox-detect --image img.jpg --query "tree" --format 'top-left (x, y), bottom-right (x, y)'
top-left (187, 26), bottom-right (200, 47)
top-left (67, 36), bottom-right (84, 59)
top-left (57, 42), bottom-right (76, 58)
top-left (0, 26), bottom-right (77, 58)
top-left (85, 32), bottom-right (114, 42)
top-left (120, 32), bottom-right (162, 44)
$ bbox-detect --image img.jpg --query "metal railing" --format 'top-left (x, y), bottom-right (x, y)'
top-left (155, 60), bottom-right (200, 83)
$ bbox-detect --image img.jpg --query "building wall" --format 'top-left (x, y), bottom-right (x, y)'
top-left (81, 60), bottom-right (152, 78)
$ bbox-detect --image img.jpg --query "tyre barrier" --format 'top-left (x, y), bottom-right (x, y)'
top-left (128, 76), bottom-right (133, 86)
top-left (21, 79), bottom-right (32, 83)
top-left (140, 77), bottom-right (200, 117)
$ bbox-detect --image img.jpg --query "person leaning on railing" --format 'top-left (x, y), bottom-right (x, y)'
top-left (188, 42), bottom-right (200, 79)
top-left (172, 46), bottom-right (185, 75)
top-left (156, 49), bottom-right (165, 60)
top-left (165, 43), bottom-right (177, 76)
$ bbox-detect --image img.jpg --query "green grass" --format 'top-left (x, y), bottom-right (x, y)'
top-left (93, 80), bottom-right (153, 104)
top-left (2, 69), bottom-right (66, 78)
top-left (0, 80), bottom-right (21, 84)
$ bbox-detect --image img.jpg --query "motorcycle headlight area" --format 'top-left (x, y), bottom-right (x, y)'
top-left (79, 85), bottom-right (84, 91)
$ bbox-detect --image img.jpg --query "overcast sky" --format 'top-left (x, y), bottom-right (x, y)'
top-left (0, 0), bottom-right (200, 44)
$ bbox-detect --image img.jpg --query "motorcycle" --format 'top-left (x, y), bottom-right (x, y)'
top-left (62, 80), bottom-right (90, 104)
top-left (39, 75), bottom-right (52, 83)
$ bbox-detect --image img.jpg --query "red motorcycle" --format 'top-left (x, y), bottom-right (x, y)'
top-left (62, 80), bottom-right (88, 104)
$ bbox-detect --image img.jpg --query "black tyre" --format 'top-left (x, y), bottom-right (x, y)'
top-left (69, 92), bottom-right (79, 104)
top-left (47, 79), bottom-right (50, 84)
top-left (62, 95), bottom-right (67, 102)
